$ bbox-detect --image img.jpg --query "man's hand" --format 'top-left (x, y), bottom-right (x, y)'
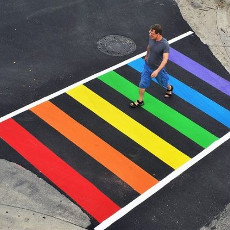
top-left (151, 70), bottom-right (159, 78)
top-left (151, 52), bottom-right (169, 78)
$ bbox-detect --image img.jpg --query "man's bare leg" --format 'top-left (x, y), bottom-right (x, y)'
top-left (133, 88), bottom-right (145, 106)
top-left (130, 88), bottom-right (145, 107)
top-left (138, 88), bottom-right (145, 103)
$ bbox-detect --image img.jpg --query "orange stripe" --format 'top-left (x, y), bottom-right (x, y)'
top-left (30, 101), bottom-right (158, 193)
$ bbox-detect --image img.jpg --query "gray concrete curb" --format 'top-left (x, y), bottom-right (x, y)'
top-left (217, 2), bottom-right (230, 72)
top-left (201, 204), bottom-right (230, 230)
top-left (0, 159), bottom-right (90, 230)
top-left (175, 0), bottom-right (230, 74)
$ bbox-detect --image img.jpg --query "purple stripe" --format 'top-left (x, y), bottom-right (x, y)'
top-left (169, 48), bottom-right (230, 96)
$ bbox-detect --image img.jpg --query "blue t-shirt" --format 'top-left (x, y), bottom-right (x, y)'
top-left (147, 37), bottom-right (169, 69)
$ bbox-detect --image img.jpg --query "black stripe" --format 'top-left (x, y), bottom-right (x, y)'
top-left (167, 60), bottom-right (230, 111)
top-left (115, 65), bottom-right (229, 138)
top-left (171, 34), bottom-right (230, 84)
top-left (14, 111), bottom-right (138, 207)
top-left (85, 77), bottom-right (202, 158)
top-left (52, 93), bottom-right (173, 180)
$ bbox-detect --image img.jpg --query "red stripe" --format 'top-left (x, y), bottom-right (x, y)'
top-left (0, 119), bottom-right (120, 222)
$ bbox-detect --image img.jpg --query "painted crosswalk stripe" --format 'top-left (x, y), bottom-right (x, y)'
top-left (128, 58), bottom-right (230, 128)
top-left (30, 101), bottom-right (158, 194)
top-left (169, 47), bottom-right (230, 96)
top-left (98, 71), bottom-right (218, 148)
top-left (0, 118), bottom-right (120, 223)
top-left (67, 85), bottom-right (191, 170)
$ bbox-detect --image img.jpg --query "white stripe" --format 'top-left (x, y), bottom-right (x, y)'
top-left (168, 31), bottom-right (194, 44)
top-left (95, 132), bottom-right (230, 230)
top-left (0, 31), bottom-right (193, 123)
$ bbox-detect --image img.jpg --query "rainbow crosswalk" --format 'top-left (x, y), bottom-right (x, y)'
top-left (0, 47), bottom-right (229, 224)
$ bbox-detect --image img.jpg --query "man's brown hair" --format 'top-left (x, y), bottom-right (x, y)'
top-left (150, 24), bottom-right (163, 35)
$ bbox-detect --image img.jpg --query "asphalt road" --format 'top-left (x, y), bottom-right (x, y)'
top-left (0, 0), bottom-right (191, 117)
top-left (0, 0), bottom-right (229, 229)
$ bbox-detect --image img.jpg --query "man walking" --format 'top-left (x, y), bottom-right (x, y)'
top-left (130, 24), bottom-right (173, 108)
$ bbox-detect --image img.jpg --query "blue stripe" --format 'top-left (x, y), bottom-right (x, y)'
top-left (128, 58), bottom-right (230, 128)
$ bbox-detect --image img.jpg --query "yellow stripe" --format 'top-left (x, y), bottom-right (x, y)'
top-left (67, 85), bottom-right (190, 169)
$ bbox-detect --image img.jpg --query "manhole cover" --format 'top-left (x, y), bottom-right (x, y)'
top-left (97, 35), bottom-right (136, 56)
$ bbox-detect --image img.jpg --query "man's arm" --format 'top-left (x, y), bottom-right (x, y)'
top-left (144, 45), bottom-right (150, 61)
top-left (151, 52), bottom-right (169, 78)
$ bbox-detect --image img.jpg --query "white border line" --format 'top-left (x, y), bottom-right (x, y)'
top-left (0, 31), bottom-right (193, 123)
top-left (95, 132), bottom-right (230, 230)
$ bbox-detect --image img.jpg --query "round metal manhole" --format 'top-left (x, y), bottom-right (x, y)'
top-left (97, 35), bottom-right (136, 56)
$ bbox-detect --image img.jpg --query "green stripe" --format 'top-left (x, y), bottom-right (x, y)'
top-left (98, 71), bottom-right (218, 148)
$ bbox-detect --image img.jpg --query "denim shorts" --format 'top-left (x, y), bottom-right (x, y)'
top-left (139, 61), bottom-right (169, 89)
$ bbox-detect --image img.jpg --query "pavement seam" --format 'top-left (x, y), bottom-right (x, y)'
top-left (0, 203), bottom-right (86, 228)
